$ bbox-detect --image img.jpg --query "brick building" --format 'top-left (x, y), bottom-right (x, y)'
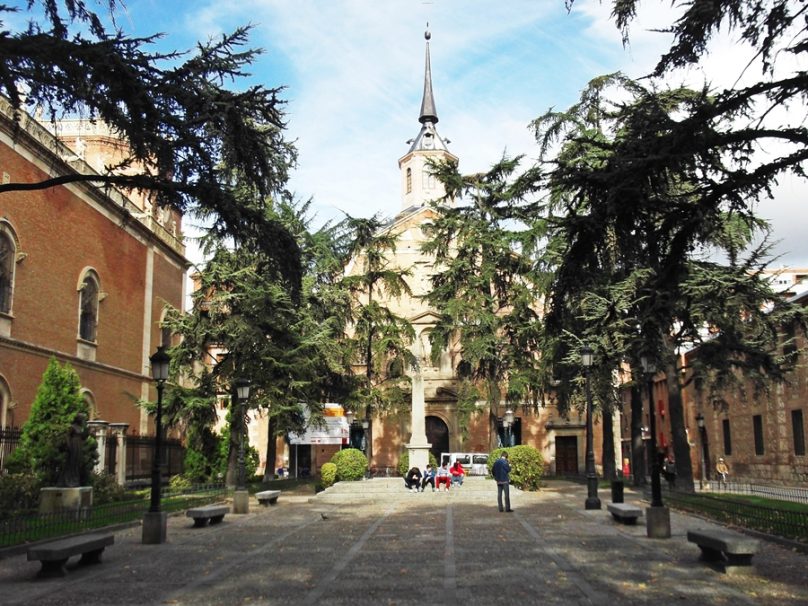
top-left (0, 98), bottom-right (188, 461)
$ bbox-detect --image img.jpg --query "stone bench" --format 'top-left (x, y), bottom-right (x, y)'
top-left (687, 529), bottom-right (759, 572)
top-left (607, 502), bottom-right (642, 525)
top-left (27, 532), bottom-right (114, 577)
top-left (256, 490), bottom-right (281, 506)
top-left (186, 504), bottom-right (229, 527)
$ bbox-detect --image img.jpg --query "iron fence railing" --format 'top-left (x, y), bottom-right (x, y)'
top-left (701, 480), bottom-right (808, 505)
top-left (0, 483), bottom-right (227, 548)
top-left (665, 489), bottom-right (808, 543)
top-left (0, 426), bottom-right (21, 472)
top-left (125, 436), bottom-right (184, 481)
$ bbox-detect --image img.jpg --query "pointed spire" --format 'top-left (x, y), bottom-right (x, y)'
top-left (419, 26), bottom-right (438, 125)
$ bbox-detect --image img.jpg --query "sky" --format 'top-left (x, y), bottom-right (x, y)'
top-left (30, 1), bottom-right (808, 268)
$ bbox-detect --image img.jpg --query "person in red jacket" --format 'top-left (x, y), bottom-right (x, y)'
top-left (450, 460), bottom-right (465, 486)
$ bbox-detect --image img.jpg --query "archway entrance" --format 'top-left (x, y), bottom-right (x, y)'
top-left (426, 415), bottom-right (449, 465)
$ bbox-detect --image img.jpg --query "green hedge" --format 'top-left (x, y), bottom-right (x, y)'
top-left (320, 462), bottom-right (337, 489)
top-left (330, 448), bottom-right (367, 481)
top-left (397, 451), bottom-right (438, 477)
top-left (487, 445), bottom-right (544, 491)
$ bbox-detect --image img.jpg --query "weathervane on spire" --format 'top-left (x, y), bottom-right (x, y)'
top-left (425, 22), bottom-right (431, 40)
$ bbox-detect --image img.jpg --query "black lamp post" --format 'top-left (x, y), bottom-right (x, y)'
top-left (640, 356), bottom-right (663, 507)
top-left (582, 346), bottom-right (601, 510)
top-left (345, 409), bottom-right (355, 449)
top-left (143, 345), bottom-right (169, 544)
top-left (234, 378), bottom-right (251, 492)
top-left (504, 408), bottom-right (514, 447)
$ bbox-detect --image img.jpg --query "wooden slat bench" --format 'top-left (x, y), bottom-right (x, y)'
top-left (27, 533), bottom-right (114, 578)
top-left (186, 504), bottom-right (229, 527)
top-left (687, 529), bottom-right (760, 573)
top-left (607, 502), bottom-right (642, 525)
top-left (256, 490), bottom-right (281, 506)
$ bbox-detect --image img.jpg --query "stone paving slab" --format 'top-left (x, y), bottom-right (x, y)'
top-left (0, 481), bottom-right (806, 605)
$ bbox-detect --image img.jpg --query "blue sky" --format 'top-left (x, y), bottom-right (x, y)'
top-left (17, 0), bottom-right (808, 267)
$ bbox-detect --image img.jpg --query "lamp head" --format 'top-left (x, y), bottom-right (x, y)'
top-left (149, 345), bottom-right (170, 382)
top-left (640, 356), bottom-right (655, 374)
top-left (504, 408), bottom-right (514, 426)
top-left (581, 346), bottom-right (594, 368)
top-left (234, 377), bottom-right (251, 401)
top-left (696, 412), bottom-right (705, 428)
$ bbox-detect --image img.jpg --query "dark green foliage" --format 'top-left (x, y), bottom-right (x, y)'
top-left (397, 451), bottom-right (438, 477)
top-left (319, 462), bottom-right (337, 489)
top-left (90, 472), bottom-right (128, 503)
top-left (329, 448), bottom-right (368, 481)
top-left (9, 358), bottom-right (97, 485)
top-left (0, 473), bottom-right (42, 518)
top-left (0, 3), bottom-right (301, 276)
top-left (182, 448), bottom-right (211, 484)
top-left (487, 446), bottom-right (545, 491)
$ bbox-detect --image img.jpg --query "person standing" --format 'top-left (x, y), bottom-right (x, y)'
top-left (492, 451), bottom-right (513, 512)
top-left (716, 458), bottom-right (729, 486)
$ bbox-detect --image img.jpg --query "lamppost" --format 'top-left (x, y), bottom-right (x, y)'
top-left (696, 412), bottom-right (710, 490)
top-left (143, 345), bottom-right (169, 544)
top-left (504, 408), bottom-right (514, 447)
top-left (345, 409), bottom-right (355, 449)
top-left (362, 418), bottom-right (370, 478)
top-left (640, 356), bottom-right (663, 507)
top-left (581, 346), bottom-right (601, 510)
top-left (233, 378), bottom-right (251, 514)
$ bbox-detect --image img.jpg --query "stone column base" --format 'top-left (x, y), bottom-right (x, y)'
top-left (406, 444), bottom-right (432, 472)
top-left (646, 505), bottom-right (671, 538)
top-left (233, 490), bottom-right (250, 514)
top-left (142, 511), bottom-right (167, 544)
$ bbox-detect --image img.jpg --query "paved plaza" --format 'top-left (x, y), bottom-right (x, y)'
top-left (1, 480), bottom-right (806, 605)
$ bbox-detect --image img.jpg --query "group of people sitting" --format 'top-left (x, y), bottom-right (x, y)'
top-left (404, 460), bottom-right (465, 492)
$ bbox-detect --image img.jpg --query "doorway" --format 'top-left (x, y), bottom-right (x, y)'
top-left (426, 416), bottom-right (449, 464)
top-left (555, 435), bottom-right (579, 475)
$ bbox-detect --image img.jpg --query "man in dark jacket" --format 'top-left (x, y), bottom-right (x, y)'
top-left (404, 466), bottom-right (423, 491)
top-left (492, 451), bottom-right (513, 512)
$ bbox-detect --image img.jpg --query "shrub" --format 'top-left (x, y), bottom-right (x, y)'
top-left (330, 448), bottom-right (367, 481)
top-left (169, 474), bottom-right (193, 490)
top-left (90, 472), bottom-right (128, 503)
top-left (397, 451), bottom-right (438, 477)
top-left (182, 447), bottom-right (210, 483)
top-left (9, 358), bottom-right (97, 485)
top-left (0, 472), bottom-right (42, 518)
top-left (320, 462), bottom-right (337, 489)
top-left (487, 445), bottom-right (544, 491)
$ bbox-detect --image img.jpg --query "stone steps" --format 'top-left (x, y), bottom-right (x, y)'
top-left (311, 476), bottom-right (522, 505)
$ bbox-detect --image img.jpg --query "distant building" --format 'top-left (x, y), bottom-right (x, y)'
top-left (0, 99), bottom-right (188, 468)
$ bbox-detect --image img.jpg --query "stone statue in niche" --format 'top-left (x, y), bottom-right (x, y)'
top-left (57, 412), bottom-right (88, 488)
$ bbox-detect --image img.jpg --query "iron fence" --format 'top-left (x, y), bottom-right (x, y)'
top-left (701, 480), bottom-right (808, 505)
top-left (125, 436), bottom-right (184, 481)
top-left (665, 489), bottom-right (808, 543)
top-left (0, 483), bottom-right (227, 548)
top-left (0, 426), bottom-right (21, 472)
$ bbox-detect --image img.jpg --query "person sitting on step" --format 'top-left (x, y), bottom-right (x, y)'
top-left (450, 460), bottom-right (465, 486)
top-left (404, 466), bottom-right (422, 491)
top-left (436, 462), bottom-right (451, 491)
top-left (421, 465), bottom-right (436, 492)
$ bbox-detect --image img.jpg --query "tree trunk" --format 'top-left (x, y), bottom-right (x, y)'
top-left (665, 357), bottom-right (695, 492)
top-left (630, 384), bottom-right (646, 486)
top-left (262, 414), bottom-right (277, 483)
top-left (601, 405), bottom-right (616, 480)
top-left (225, 396), bottom-right (238, 487)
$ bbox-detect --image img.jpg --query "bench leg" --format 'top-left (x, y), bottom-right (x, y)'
top-left (209, 515), bottom-right (225, 525)
top-left (269, 497), bottom-right (278, 505)
top-left (37, 559), bottom-right (68, 578)
top-left (78, 547), bottom-right (105, 566)
top-left (193, 517), bottom-right (209, 528)
top-left (697, 545), bottom-right (724, 562)
top-left (624, 516), bottom-right (638, 525)
top-left (726, 553), bottom-right (754, 567)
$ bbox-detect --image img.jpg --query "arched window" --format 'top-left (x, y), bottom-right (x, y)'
top-left (79, 271), bottom-right (100, 342)
top-left (159, 309), bottom-right (172, 347)
top-left (0, 225), bottom-right (16, 314)
top-left (406, 168), bottom-right (412, 194)
top-left (387, 358), bottom-right (404, 379)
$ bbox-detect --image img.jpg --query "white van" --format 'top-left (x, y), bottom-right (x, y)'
top-left (440, 452), bottom-right (489, 476)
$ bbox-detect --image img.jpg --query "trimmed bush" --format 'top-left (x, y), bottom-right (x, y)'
top-left (320, 462), bottom-right (337, 489)
top-left (330, 448), bottom-right (368, 481)
top-left (0, 472), bottom-right (42, 518)
top-left (169, 474), bottom-right (193, 490)
top-left (182, 448), bottom-right (210, 483)
top-left (90, 472), bottom-right (128, 503)
top-left (487, 445), bottom-right (544, 491)
top-left (397, 451), bottom-right (438, 477)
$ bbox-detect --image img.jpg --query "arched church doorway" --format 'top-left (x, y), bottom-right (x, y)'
top-left (426, 415), bottom-right (449, 465)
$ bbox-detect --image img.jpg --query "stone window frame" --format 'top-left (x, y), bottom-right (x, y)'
top-left (77, 267), bottom-right (102, 343)
top-left (0, 219), bottom-right (22, 316)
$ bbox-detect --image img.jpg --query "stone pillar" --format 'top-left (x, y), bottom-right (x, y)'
top-left (406, 370), bottom-right (431, 471)
top-left (87, 419), bottom-right (109, 475)
top-left (109, 423), bottom-right (129, 485)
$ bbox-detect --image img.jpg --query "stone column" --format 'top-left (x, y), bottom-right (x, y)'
top-left (406, 369), bottom-right (431, 471)
top-left (109, 423), bottom-right (129, 485)
top-left (87, 419), bottom-right (109, 475)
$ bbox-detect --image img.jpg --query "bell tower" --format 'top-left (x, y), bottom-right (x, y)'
top-left (398, 28), bottom-right (458, 211)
